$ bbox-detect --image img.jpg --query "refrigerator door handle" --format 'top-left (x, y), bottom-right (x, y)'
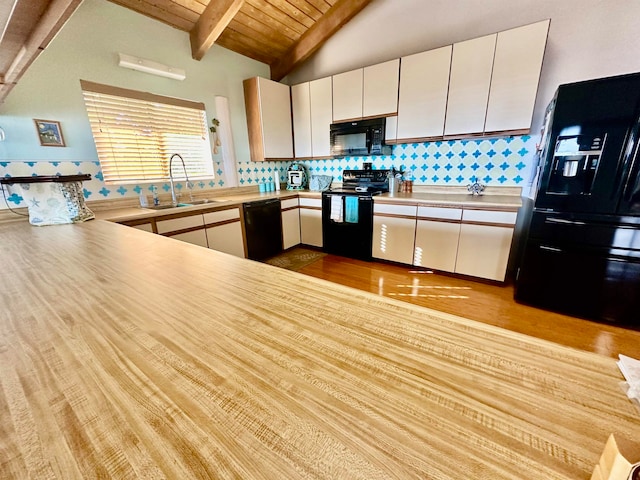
top-left (622, 140), bottom-right (640, 201)
top-left (545, 217), bottom-right (587, 226)
top-left (539, 245), bottom-right (563, 252)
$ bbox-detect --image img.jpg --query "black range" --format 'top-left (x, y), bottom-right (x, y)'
top-left (321, 169), bottom-right (389, 261)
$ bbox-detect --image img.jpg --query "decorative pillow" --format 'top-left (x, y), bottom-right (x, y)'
top-left (18, 181), bottom-right (95, 226)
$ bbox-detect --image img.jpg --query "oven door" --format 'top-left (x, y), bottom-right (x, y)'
top-left (322, 192), bottom-right (374, 261)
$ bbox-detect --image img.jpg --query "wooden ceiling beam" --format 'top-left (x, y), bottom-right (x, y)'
top-left (190, 0), bottom-right (245, 61)
top-left (269, 0), bottom-right (372, 81)
top-left (0, 0), bottom-right (82, 103)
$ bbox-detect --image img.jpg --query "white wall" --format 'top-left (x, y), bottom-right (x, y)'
top-left (0, 0), bottom-right (270, 207)
top-left (286, 0), bottom-right (640, 130)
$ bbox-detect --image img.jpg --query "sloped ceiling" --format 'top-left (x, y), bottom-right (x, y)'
top-left (0, 0), bottom-right (373, 103)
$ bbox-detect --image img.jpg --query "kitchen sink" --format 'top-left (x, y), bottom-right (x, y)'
top-left (144, 199), bottom-right (224, 210)
top-left (145, 204), bottom-right (180, 210)
top-left (184, 199), bottom-right (221, 205)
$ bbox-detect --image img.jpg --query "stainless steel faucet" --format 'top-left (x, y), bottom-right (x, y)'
top-left (169, 153), bottom-right (193, 205)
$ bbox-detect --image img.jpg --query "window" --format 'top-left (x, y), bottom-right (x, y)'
top-left (81, 80), bottom-right (214, 184)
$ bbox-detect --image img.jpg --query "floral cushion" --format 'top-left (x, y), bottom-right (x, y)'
top-left (18, 181), bottom-right (95, 226)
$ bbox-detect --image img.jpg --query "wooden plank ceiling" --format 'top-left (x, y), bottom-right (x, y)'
top-left (0, 0), bottom-right (372, 103)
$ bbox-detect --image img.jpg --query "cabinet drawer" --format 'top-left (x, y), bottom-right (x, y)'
top-left (462, 209), bottom-right (517, 225)
top-left (417, 206), bottom-right (462, 221)
top-left (203, 208), bottom-right (240, 225)
top-left (132, 223), bottom-right (154, 233)
top-left (156, 214), bottom-right (204, 234)
top-left (374, 203), bottom-right (417, 217)
top-left (299, 197), bottom-right (321, 208)
top-left (167, 229), bottom-right (208, 247)
top-left (281, 198), bottom-right (299, 209)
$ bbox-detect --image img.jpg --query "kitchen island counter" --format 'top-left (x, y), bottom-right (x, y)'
top-left (0, 219), bottom-right (637, 479)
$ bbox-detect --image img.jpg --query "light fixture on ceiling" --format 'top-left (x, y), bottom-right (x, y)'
top-left (117, 53), bottom-right (186, 81)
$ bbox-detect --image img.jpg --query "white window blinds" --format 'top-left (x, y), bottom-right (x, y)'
top-left (81, 80), bottom-right (214, 184)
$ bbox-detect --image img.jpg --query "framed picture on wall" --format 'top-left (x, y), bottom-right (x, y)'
top-left (34, 119), bottom-right (65, 147)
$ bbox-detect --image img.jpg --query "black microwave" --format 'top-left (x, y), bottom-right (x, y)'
top-left (330, 118), bottom-right (391, 157)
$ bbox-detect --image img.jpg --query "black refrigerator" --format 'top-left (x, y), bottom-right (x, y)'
top-left (515, 72), bottom-right (640, 327)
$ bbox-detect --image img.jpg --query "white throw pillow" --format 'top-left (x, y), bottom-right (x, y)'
top-left (18, 181), bottom-right (95, 226)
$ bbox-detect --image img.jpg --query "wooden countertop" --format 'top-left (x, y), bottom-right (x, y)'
top-left (84, 185), bottom-right (522, 224)
top-left (374, 186), bottom-right (523, 210)
top-left (0, 219), bottom-right (637, 479)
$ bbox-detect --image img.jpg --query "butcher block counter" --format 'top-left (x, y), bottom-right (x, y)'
top-left (0, 219), bottom-right (637, 479)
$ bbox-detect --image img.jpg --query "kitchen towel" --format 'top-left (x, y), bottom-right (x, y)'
top-left (345, 196), bottom-right (359, 223)
top-left (330, 195), bottom-right (343, 222)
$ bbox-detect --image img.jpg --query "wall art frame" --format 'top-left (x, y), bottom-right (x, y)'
top-left (34, 119), bottom-right (65, 147)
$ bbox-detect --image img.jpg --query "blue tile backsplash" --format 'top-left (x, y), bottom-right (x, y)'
top-left (1, 135), bottom-right (535, 207)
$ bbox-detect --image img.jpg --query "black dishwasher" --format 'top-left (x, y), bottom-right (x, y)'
top-left (243, 198), bottom-right (283, 260)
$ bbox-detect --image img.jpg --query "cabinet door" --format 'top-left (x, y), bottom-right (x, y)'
top-left (282, 198), bottom-right (301, 249)
top-left (414, 220), bottom-right (461, 271)
top-left (243, 77), bottom-right (293, 161)
top-left (168, 230), bottom-right (209, 248)
top-left (455, 223), bottom-right (514, 281)
top-left (292, 82), bottom-right (312, 158)
top-left (363, 59), bottom-right (400, 118)
top-left (385, 116), bottom-right (397, 143)
top-left (206, 223), bottom-right (245, 258)
top-left (372, 203), bottom-right (417, 265)
top-left (397, 45), bottom-right (452, 140)
top-left (414, 206), bottom-right (462, 271)
top-left (373, 215), bottom-right (417, 264)
top-left (484, 20), bottom-right (550, 133)
top-left (444, 34), bottom-right (496, 136)
top-left (309, 77), bottom-right (333, 157)
top-left (259, 77), bottom-right (293, 158)
top-left (332, 69), bottom-right (363, 121)
top-left (455, 209), bottom-right (517, 281)
top-left (203, 208), bottom-right (245, 258)
top-left (133, 223), bottom-right (153, 233)
top-left (299, 200), bottom-right (322, 247)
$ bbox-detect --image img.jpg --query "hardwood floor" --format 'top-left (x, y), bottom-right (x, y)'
top-left (292, 252), bottom-right (640, 359)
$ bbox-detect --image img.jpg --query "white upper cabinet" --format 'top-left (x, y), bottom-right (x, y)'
top-left (259, 78), bottom-right (293, 158)
top-left (397, 45), bottom-right (452, 140)
top-left (243, 77), bottom-right (293, 161)
top-left (444, 34), bottom-right (497, 136)
top-left (363, 59), bottom-right (400, 118)
top-left (484, 19), bottom-right (550, 133)
top-left (309, 77), bottom-right (333, 157)
top-left (332, 69), bottom-right (363, 122)
top-left (291, 82), bottom-right (312, 158)
top-left (332, 59), bottom-right (400, 122)
top-left (385, 115), bottom-right (397, 142)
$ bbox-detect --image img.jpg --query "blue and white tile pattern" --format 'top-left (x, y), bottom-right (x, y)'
top-left (1, 135), bottom-right (536, 207)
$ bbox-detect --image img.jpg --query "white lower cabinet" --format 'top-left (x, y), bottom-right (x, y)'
top-left (369, 202), bottom-right (518, 282)
top-left (156, 214), bottom-right (208, 248)
top-left (454, 210), bottom-right (517, 281)
top-left (413, 206), bottom-right (462, 272)
top-left (206, 223), bottom-right (245, 257)
top-left (281, 198), bottom-right (301, 249)
top-left (167, 229), bottom-right (209, 247)
top-left (299, 197), bottom-right (322, 247)
top-left (132, 222), bottom-right (154, 233)
top-left (372, 203), bottom-right (417, 264)
top-left (203, 208), bottom-right (245, 258)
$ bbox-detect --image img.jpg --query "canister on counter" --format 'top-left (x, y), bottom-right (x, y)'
top-left (405, 180), bottom-right (413, 192)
